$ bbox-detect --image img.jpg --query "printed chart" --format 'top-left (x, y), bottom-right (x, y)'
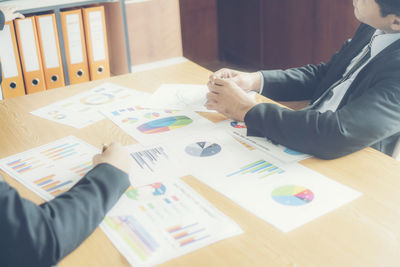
top-left (194, 160), bottom-right (361, 232)
top-left (103, 105), bottom-right (216, 146)
top-left (230, 131), bottom-right (311, 163)
top-left (0, 136), bottom-right (99, 200)
top-left (31, 83), bottom-right (149, 128)
top-left (227, 159), bottom-right (285, 179)
top-left (127, 144), bottom-right (188, 187)
top-left (271, 185), bottom-right (314, 206)
top-left (163, 130), bottom-right (253, 179)
top-left (185, 142), bottom-right (222, 157)
top-left (101, 180), bottom-right (243, 266)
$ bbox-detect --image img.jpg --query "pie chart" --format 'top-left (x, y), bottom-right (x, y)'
top-left (230, 121), bottom-right (246, 129)
top-left (284, 148), bottom-right (303, 156)
top-left (80, 93), bottom-right (115, 105)
top-left (185, 142), bottom-right (222, 157)
top-left (271, 185), bottom-right (314, 206)
top-left (137, 116), bottom-right (193, 134)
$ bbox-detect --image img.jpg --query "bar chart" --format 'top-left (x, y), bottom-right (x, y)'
top-left (227, 159), bottom-right (285, 179)
top-left (0, 136), bottom-right (100, 200)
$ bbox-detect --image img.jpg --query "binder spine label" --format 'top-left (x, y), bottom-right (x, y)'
top-left (0, 25), bottom-right (19, 78)
top-left (66, 14), bottom-right (84, 64)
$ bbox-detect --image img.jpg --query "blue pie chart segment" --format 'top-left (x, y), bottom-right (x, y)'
top-left (185, 142), bottom-right (222, 157)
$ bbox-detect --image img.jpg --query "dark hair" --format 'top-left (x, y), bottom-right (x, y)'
top-left (375, 0), bottom-right (400, 17)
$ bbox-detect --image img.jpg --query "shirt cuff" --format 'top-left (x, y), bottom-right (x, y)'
top-left (258, 71), bottom-right (264, 94)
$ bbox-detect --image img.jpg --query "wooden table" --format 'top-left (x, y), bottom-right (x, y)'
top-left (1, 61), bottom-right (400, 267)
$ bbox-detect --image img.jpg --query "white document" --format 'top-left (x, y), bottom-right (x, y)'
top-left (194, 152), bottom-right (361, 233)
top-left (31, 83), bottom-right (150, 128)
top-left (162, 129), bottom-right (254, 179)
top-left (101, 179), bottom-right (243, 266)
top-left (216, 119), bottom-right (311, 163)
top-left (0, 24), bottom-right (19, 78)
top-left (126, 144), bottom-right (189, 187)
top-left (0, 136), bottom-right (99, 200)
top-left (144, 84), bottom-right (215, 112)
top-left (102, 106), bottom-right (216, 146)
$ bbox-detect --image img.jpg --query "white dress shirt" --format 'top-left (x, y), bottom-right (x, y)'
top-left (317, 30), bottom-right (400, 112)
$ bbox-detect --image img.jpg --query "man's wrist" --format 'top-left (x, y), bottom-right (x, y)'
top-left (250, 72), bottom-right (263, 93)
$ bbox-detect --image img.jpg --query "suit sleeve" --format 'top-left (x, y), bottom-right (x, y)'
top-left (0, 163), bottom-right (130, 267)
top-left (245, 67), bottom-right (400, 159)
top-left (0, 10), bottom-right (5, 30)
top-left (259, 39), bottom-right (353, 102)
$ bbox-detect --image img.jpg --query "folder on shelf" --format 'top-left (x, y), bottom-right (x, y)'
top-left (35, 14), bottom-right (65, 89)
top-left (0, 21), bottom-right (26, 98)
top-left (83, 6), bottom-right (110, 80)
top-left (60, 9), bottom-right (90, 85)
top-left (14, 17), bottom-right (46, 94)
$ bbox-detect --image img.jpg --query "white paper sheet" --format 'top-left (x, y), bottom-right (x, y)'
top-left (216, 119), bottom-right (312, 163)
top-left (126, 144), bottom-right (189, 187)
top-left (101, 179), bottom-right (243, 266)
top-left (162, 129), bottom-right (254, 178)
top-left (0, 136), bottom-right (99, 200)
top-left (102, 105), bottom-right (216, 146)
top-left (31, 83), bottom-right (150, 128)
top-left (194, 152), bottom-right (361, 233)
top-left (143, 84), bottom-right (215, 112)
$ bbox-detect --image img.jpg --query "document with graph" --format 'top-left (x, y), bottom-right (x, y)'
top-left (0, 136), bottom-right (99, 200)
top-left (102, 105), bottom-right (216, 146)
top-left (194, 150), bottom-right (361, 233)
top-left (31, 83), bottom-right (150, 128)
top-left (101, 179), bottom-right (243, 266)
top-left (216, 119), bottom-right (312, 163)
top-left (126, 144), bottom-right (190, 187)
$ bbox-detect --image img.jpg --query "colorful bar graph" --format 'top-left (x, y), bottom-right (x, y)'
top-left (41, 142), bottom-right (80, 161)
top-left (166, 222), bottom-right (210, 247)
top-left (227, 160), bottom-right (285, 178)
top-left (6, 157), bottom-right (46, 174)
top-left (33, 174), bottom-right (74, 196)
top-left (70, 161), bottom-right (93, 176)
top-left (111, 107), bottom-right (138, 116)
top-left (105, 216), bottom-right (159, 261)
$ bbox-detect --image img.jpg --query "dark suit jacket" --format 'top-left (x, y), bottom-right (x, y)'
top-left (0, 163), bottom-right (130, 267)
top-left (245, 23), bottom-right (400, 159)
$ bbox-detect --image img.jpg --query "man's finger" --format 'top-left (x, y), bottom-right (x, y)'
top-left (206, 92), bottom-right (219, 102)
top-left (208, 82), bottom-right (224, 94)
top-left (205, 101), bottom-right (218, 111)
top-left (213, 77), bottom-right (234, 87)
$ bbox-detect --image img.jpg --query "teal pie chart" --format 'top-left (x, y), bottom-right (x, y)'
top-left (137, 116), bottom-right (193, 134)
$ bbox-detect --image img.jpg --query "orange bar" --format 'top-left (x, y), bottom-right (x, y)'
top-left (43, 181), bottom-right (59, 190)
top-left (34, 174), bottom-right (55, 184)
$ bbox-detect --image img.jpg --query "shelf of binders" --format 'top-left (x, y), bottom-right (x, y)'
top-left (0, 0), bottom-right (131, 98)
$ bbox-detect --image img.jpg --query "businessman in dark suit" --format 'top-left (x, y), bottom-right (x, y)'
top-left (0, 143), bottom-right (132, 267)
top-left (206, 0), bottom-right (400, 159)
top-left (1, 8), bottom-right (132, 267)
